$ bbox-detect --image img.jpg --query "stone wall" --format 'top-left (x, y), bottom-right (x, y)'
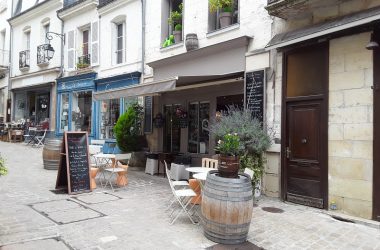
top-left (328, 32), bottom-right (373, 219)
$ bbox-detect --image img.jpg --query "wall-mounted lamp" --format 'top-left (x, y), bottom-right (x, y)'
top-left (45, 32), bottom-right (65, 60)
top-left (366, 33), bottom-right (379, 50)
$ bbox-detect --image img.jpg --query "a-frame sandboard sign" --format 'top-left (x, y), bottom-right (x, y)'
top-left (55, 131), bottom-right (92, 194)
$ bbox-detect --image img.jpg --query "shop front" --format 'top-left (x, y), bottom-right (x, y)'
top-left (56, 73), bottom-right (97, 137)
top-left (12, 84), bottom-right (52, 129)
top-left (94, 72), bottom-right (141, 139)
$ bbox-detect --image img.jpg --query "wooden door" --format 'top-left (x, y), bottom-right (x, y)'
top-left (373, 29), bottom-right (380, 221)
top-left (282, 43), bottom-right (328, 209)
top-left (285, 100), bottom-right (327, 208)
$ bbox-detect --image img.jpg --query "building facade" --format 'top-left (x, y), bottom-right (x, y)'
top-left (265, 0), bottom-right (380, 221)
top-left (8, 0), bottom-right (63, 130)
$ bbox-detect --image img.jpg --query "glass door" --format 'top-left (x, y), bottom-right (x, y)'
top-left (163, 104), bottom-right (181, 153)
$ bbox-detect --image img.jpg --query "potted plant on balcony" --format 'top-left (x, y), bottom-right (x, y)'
top-left (168, 3), bottom-right (183, 43)
top-left (209, 0), bottom-right (233, 28)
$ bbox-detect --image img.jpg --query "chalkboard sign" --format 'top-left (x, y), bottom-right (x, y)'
top-left (55, 132), bottom-right (91, 194)
top-left (245, 70), bottom-right (265, 122)
top-left (144, 96), bottom-right (153, 133)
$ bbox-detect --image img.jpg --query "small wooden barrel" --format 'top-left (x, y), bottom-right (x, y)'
top-left (42, 138), bottom-right (62, 170)
top-left (201, 170), bottom-right (253, 245)
top-left (185, 33), bottom-right (199, 51)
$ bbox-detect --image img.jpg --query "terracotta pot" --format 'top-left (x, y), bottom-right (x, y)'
top-left (173, 30), bottom-right (182, 43)
top-left (219, 12), bottom-right (232, 28)
top-left (218, 155), bottom-right (239, 178)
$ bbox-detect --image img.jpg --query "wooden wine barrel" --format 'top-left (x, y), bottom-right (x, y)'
top-left (201, 170), bottom-right (253, 245)
top-left (42, 138), bottom-right (62, 170)
top-left (185, 33), bottom-right (199, 51)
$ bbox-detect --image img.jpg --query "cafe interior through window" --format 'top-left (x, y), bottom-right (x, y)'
top-left (188, 102), bottom-right (210, 154)
top-left (71, 91), bottom-right (92, 133)
top-left (100, 99), bottom-right (120, 139)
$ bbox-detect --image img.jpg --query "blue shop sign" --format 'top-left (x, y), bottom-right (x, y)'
top-left (95, 72), bottom-right (141, 92)
top-left (57, 72), bottom-right (97, 92)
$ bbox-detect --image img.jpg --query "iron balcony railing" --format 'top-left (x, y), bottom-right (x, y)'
top-left (19, 50), bottom-right (30, 69)
top-left (37, 44), bottom-right (50, 65)
top-left (77, 54), bottom-right (91, 69)
top-left (0, 49), bottom-right (9, 68)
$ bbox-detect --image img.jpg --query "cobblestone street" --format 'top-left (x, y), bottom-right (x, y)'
top-left (0, 141), bottom-right (380, 250)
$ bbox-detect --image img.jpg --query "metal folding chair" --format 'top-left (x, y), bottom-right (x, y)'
top-left (32, 129), bottom-right (47, 147)
top-left (23, 127), bottom-right (37, 145)
top-left (164, 161), bottom-right (198, 225)
top-left (104, 153), bottom-right (131, 192)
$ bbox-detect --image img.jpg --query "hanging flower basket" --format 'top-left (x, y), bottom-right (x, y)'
top-left (175, 107), bottom-right (188, 128)
top-left (153, 113), bottom-right (164, 128)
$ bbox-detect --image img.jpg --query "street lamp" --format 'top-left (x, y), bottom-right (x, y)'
top-left (45, 32), bottom-right (65, 61)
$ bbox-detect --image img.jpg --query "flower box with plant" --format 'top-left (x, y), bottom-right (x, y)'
top-left (77, 62), bottom-right (90, 69)
top-left (209, 0), bottom-right (234, 28)
top-left (168, 3), bottom-right (183, 44)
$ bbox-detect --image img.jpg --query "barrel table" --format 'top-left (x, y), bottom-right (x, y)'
top-left (201, 170), bottom-right (253, 245)
top-left (42, 138), bottom-right (62, 170)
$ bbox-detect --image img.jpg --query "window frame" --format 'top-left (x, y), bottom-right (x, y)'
top-left (208, 0), bottom-right (239, 32)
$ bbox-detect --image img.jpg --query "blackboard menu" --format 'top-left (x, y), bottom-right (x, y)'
top-left (245, 70), bottom-right (265, 122)
top-left (55, 132), bottom-right (91, 194)
top-left (144, 96), bottom-right (153, 133)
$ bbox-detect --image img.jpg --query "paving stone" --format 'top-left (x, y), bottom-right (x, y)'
top-left (1, 141), bottom-right (380, 249)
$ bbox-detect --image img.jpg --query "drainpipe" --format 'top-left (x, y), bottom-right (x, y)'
top-left (7, 0), bottom-right (14, 122)
top-left (56, 10), bottom-right (64, 78)
top-left (141, 0), bottom-right (145, 82)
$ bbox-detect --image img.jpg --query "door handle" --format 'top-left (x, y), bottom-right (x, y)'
top-left (286, 147), bottom-right (291, 159)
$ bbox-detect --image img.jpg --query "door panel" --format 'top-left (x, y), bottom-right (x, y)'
top-left (286, 100), bottom-right (325, 208)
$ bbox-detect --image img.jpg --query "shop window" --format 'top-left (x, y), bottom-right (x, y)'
top-left (208, 0), bottom-right (239, 32)
top-left (100, 99), bottom-right (120, 139)
top-left (59, 93), bottom-right (69, 133)
top-left (188, 102), bottom-right (210, 154)
top-left (161, 0), bottom-right (183, 46)
top-left (71, 91), bottom-right (92, 133)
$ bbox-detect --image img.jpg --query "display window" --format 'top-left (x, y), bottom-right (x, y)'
top-left (100, 99), bottom-right (120, 139)
top-left (71, 91), bottom-right (92, 133)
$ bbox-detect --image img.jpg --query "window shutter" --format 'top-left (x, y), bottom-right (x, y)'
top-left (91, 21), bottom-right (99, 65)
top-left (67, 30), bottom-right (75, 70)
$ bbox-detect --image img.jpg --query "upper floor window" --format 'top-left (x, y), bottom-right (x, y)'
top-left (24, 31), bottom-right (31, 51)
top-left (208, 0), bottom-right (239, 32)
top-left (41, 18), bottom-right (50, 44)
top-left (161, 0), bottom-right (183, 47)
top-left (111, 15), bottom-right (126, 65)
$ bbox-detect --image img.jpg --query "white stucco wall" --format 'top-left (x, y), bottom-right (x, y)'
top-left (9, 0), bottom-right (63, 79)
top-left (144, 0), bottom-right (273, 76)
top-left (97, 0), bottom-right (142, 79)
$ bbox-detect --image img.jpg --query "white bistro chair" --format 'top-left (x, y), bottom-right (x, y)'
top-left (104, 153), bottom-right (131, 192)
top-left (164, 161), bottom-right (198, 225)
top-left (32, 129), bottom-right (47, 148)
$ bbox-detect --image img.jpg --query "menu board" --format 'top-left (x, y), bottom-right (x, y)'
top-left (245, 70), bottom-right (265, 122)
top-left (55, 132), bottom-right (91, 194)
top-left (144, 96), bottom-right (153, 133)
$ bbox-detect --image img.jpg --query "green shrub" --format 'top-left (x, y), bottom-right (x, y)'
top-left (113, 102), bottom-right (143, 152)
top-left (168, 3), bottom-right (183, 25)
top-left (209, 0), bottom-right (233, 13)
top-left (0, 155), bottom-right (7, 176)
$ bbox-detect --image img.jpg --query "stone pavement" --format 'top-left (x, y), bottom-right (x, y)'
top-left (0, 141), bottom-right (380, 250)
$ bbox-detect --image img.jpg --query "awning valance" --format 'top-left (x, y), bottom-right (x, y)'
top-left (92, 72), bottom-right (244, 101)
top-left (265, 6), bottom-right (380, 50)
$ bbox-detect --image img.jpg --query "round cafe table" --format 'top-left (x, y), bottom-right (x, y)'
top-left (185, 167), bottom-right (214, 174)
top-left (193, 172), bottom-right (207, 181)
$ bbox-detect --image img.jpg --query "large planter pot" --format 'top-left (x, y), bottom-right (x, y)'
top-left (173, 30), bottom-right (182, 43)
top-left (218, 155), bottom-right (239, 178)
top-left (219, 12), bottom-right (232, 28)
top-left (201, 170), bottom-right (253, 244)
top-left (185, 33), bottom-right (199, 51)
top-left (42, 138), bottom-right (62, 170)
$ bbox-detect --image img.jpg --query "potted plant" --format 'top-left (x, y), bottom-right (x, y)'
top-left (211, 106), bottom-right (273, 185)
top-left (0, 154), bottom-right (8, 177)
top-left (215, 133), bottom-right (243, 178)
top-left (173, 24), bottom-right (182, 43)
top-left (209, 0), bottom-right (233, 28)
top-left (168, 3), bottom-right (183, 43)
